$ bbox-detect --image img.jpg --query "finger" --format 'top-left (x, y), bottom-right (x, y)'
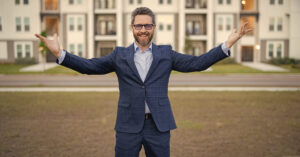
top-left (35, 34), bottom-right (47, 42)
top-left (54, 33), bottom-right (58, 41)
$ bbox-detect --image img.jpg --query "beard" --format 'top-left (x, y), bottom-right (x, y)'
top-left (133, 31), bottom-right (153, 47)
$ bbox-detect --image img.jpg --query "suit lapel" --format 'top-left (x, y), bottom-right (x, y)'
top-left (144, 43), bottom-right (160, 83)
top-left (126, 44), bottom-right (143, 84)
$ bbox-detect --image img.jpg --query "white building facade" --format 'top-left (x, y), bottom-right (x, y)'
top-left (0, 0), bottom-right (299, 63)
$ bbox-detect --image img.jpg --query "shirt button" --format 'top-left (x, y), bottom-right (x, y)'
top-left (142, 86), bottom-right (145, 88)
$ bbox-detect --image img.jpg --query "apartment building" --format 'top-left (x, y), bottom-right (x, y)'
top-left (0, 0), bottom-right (299, 64)
top-left (0, 0), bottom-right (40, 63)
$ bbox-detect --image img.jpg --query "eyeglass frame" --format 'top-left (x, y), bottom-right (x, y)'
top-left (132, 24), bottom-right (155, 30)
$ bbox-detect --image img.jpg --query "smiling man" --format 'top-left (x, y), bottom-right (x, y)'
top-left (35, 7), bottom-right (251, 157)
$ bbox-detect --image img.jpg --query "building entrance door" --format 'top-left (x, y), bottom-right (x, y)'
top-left (241, 46), bottom-right (254, 62)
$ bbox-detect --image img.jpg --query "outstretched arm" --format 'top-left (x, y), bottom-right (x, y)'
top-left (172, 22), bottom-right (252, 72)
top-left (34, 33), bottom-right (115, 74)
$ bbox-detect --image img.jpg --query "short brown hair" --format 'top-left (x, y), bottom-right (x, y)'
top-left (131, 7), bottom-right (156, 24)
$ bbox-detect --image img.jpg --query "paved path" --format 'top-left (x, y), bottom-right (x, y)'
top-left (19, 63), bottom-right (58, 72)
top-left (0, 74), bottom-right (300, 87)
top-left (242, 62), bottom-right (288, 72)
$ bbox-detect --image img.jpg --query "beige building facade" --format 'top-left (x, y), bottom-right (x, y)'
top-left (0, 0), bottom-right (299, 64)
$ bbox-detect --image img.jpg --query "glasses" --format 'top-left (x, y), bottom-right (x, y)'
top-left (132, 24), bottom-right (154, 30)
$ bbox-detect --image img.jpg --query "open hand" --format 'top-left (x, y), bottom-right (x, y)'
top-left (226, 22), bottom-right (252, 48)
top-left (35, 33), bottom-right (61, 58)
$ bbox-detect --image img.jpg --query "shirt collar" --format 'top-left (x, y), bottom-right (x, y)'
top-left (134, 41), bottom-right (152, 52)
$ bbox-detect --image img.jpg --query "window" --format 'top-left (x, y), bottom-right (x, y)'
top-left (226, 17), bottom-right (231, 31)
top-left (218, 0), bottom-right (223, 5)
top-left (0, 17), bottom-right (2, 32)
top-left (24, 17), bottom-right (30, 32)
top-left (96, 15), bottom-right (116, 35)
top-left (269, 17), bottom-right (274, 31)
top-left (137, 0), bottom-right (142, 4)
top-left (159, 24), bottom-right (164, 30)
top-left (159, 0), bottom-right (163, 4)
top-left (268, 44), bottom-right (273, 58)
top-left (77, 0), bottom-right (82, 4)
top-left (226, 0), bottom-right (231, 4)
top-left (17, 44), bottom-right (22, 58)
top-left (69, 17), bottom-right (74, 31)
top-left (16, 17), bottom-right (21, 32)
top-left (77, 17), bottom-right (82, 31)
top-left (168, 0), bottom-right (172, 4)
top-left (69, 0), bottom-right (74, 5)
top-left (25, 44), bottom-right (30, 58)
top-left (15, 0), bottom-right (20, 5)
top-left (129, 0), bottom-right (133, 4)
top-left (276, 43), bottom-right (282, 57)
top-left (278, 0), bottom-right (283, 5)
top-left (267, 42), bottom-right (284, 59)
top-left (218, 17), bottom-right (223, 31)
top-left (24, 0), bottom-right (29, 5)
top-left (78, 44), bottom-right (83, 57)
top-left (270, 0), bottom-right (275, 5)
top-left (167, 24), bottom-right (172, 30)
top-left (277, 17), bottom-right (282, 31)
top-left (69, 44), bottom-right (75, 54)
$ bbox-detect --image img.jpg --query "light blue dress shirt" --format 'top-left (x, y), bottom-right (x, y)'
top-left (58, 42), bottom-right (230, 113)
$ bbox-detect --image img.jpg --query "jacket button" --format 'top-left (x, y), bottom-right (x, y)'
top-left (142, 86), bottom-right (145, 88)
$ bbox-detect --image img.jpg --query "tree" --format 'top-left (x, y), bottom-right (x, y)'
top-left (39, 31), bottom-right (49, 72)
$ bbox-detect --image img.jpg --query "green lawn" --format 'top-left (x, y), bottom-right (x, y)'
top-left (0, 91), bottom-right (299, 157)
top-left (1, 63), bottom-right (300, 75)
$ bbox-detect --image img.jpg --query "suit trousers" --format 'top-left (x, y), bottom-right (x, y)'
top-left (115, 117), bottom-right (171, 157)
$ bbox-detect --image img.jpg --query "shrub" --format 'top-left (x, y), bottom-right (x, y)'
top-left (268, 57), bottom-right (300, 65)
top-left (15, 57), bottom-right (37, 65)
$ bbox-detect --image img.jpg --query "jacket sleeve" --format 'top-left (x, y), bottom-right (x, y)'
top-left (171, 44), bottom-right (229, 72)
top-left (57, 48), bottom-right (116, 75)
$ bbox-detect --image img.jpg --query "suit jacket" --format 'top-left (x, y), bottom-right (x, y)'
top-left (58, 43), bottom-right (229, 133)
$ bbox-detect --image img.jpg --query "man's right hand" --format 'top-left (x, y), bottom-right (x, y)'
top-left (35, 33), bottom-right (61, 58)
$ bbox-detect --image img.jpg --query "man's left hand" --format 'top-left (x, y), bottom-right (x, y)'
top-left (226, 22), bottom-right (253, 48)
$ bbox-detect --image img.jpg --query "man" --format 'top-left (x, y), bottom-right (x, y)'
top-left (35, 7), bottom-right (251, 157)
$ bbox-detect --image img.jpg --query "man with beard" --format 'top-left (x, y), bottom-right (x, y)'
top-left (35, 7), bottom-right (251, 157)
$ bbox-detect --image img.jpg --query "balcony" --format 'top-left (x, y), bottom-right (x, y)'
top-left (186, 0), bottom-right (207, 9)
top-left (41, 0), bottom-right (59, 14)
top-left (186, 14), bottom-right (207, 36)
top-left (95, 15), bottom-right (116, 36)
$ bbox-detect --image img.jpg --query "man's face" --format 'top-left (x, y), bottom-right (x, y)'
top-left (131, 15), bottom-right (156, 47)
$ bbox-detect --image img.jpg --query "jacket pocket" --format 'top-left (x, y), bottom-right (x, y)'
top-left (159, 97), bottom-right (170, 106)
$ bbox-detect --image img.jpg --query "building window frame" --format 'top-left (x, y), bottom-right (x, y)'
top-left (269, 17), bottom-right (275, 32)
top-left (0, 17), bottom-right (2, 32)
top-left (277, 17), bottom-right (283, 31)
top-left (24, 17), bottom-right (30, 32)
top-left (14, 42), bottom-right (33, 58)
top-left (16, 17), bottom-right (22, 32)
top-left (69, 17), bottom-right (74, 31)
top-left (24, 0), bottom-right (29, 5)
top-left (15, 0), bottom-right (20, 5)
top-left (266, 41), bottom-right (284, 60)
top-left (77, 17), bottom-right (83, 31)
top-left (78, 44), bottom-right (83, 57)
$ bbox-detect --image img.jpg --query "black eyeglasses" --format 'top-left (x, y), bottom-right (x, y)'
top-left (132, 24), bottom-right (155, 30)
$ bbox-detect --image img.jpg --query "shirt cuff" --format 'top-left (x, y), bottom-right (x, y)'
top-left (57, 49), bottom-right (66, 64)
top-left (221, 42), bottom-right (230, 56)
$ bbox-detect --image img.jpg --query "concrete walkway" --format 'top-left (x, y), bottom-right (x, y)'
top-left (242, 62), bottom-right (288, 72)
top-left (0, 87), bottom-right (299, 92)
top-left (20, 63), bottom-right (58, 72)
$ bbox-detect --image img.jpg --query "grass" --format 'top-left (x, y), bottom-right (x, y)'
top-left (2, 62), bottom-right (300, 75)
top-left (0, 91), bottom-right (299, 157)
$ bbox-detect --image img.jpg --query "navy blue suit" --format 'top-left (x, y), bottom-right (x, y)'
top-left (58, 43), bottom-right (228, 156)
